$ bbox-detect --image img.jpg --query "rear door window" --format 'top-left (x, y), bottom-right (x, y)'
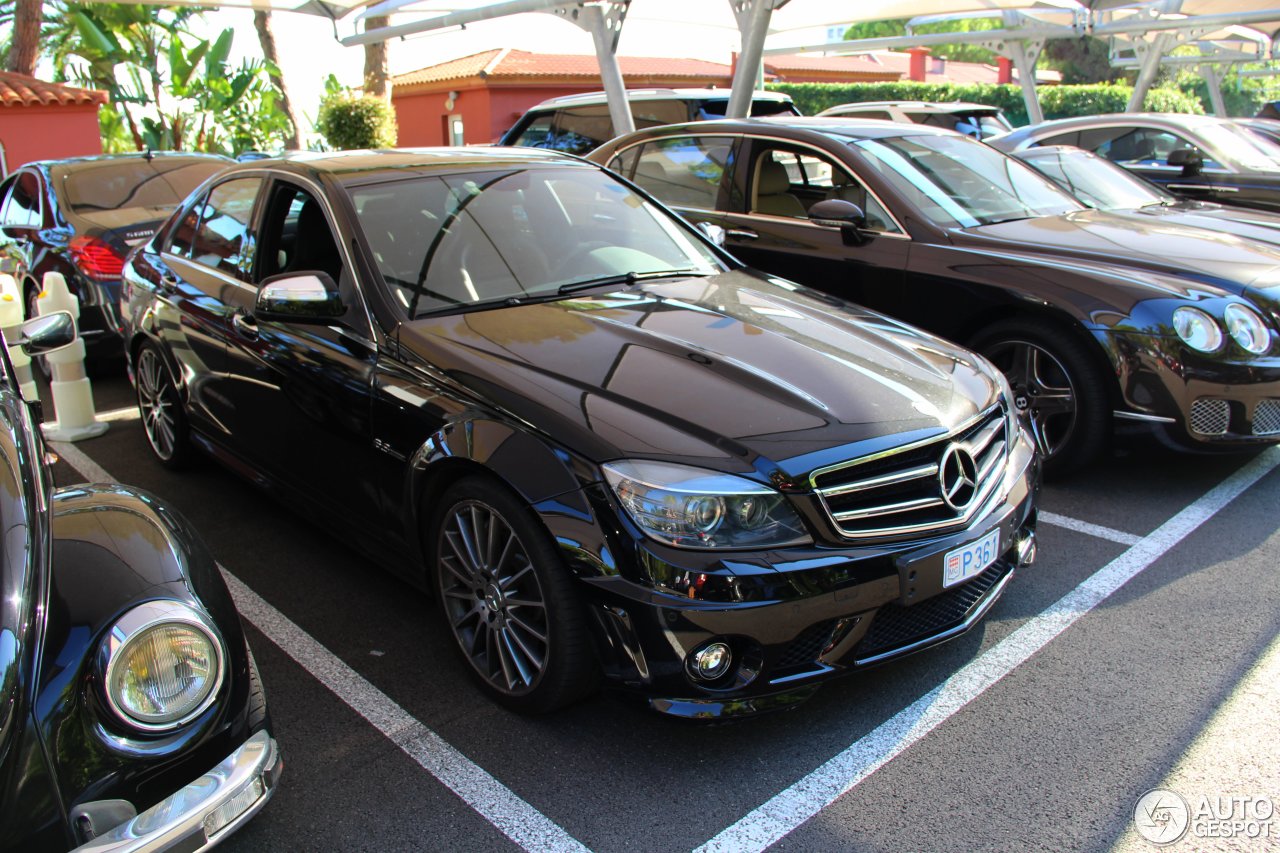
top-left (630, 136), bottom-right (734, 210)
top-left (2, 173), bottom-right (41, 228)
top-left (189, 178), bottom-right (262, 276)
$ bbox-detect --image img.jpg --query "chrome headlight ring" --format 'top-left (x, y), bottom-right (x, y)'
top-left (1224, 303), bottom-right (1271, 355)
top-left (98, 600), bottom-right (226, 734)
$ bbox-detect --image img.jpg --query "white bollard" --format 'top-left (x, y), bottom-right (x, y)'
top-left (37, 271), bottom-right (108, 441)
top-left (0, 274), bottom-right (37, 401)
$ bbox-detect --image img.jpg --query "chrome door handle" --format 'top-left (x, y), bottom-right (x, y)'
top-left (726, 228), bottom-right (759, 241)
top-left (232, 312), bottom-right (259, 340)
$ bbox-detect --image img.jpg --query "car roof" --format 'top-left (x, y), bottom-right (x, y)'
top-left (222, 146), bottom-right (595, 181)
top-left (1011, 112), bottom-right (1228, 138)
top-left (613, 115), bottom-right (962, 142)
top-left (820, 101), bottom-right (1002, 115)
top-left (30, 151), bottom-right (233, 175)
top-left (526, 88), bottom-right (791, 109)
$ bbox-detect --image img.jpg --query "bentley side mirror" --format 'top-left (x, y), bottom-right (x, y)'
top-left (15, 310), bottom-right (77, 355)
top-left (809, 199), bottom-right (871, 246)
top-left (254, 272), bottom-right (345, 323)
top-left (1167, 148), bottom-right (1204, 176)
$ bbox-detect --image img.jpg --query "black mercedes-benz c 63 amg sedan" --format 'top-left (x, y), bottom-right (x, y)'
top-left (119, 148), bottom-right (1039, 718)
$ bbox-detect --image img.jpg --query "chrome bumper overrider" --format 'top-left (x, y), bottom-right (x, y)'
top-left (73, 730), bottom-right (281, 852)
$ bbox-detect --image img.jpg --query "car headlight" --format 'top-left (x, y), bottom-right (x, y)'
top-left (1224, 303), bottom-right (1271, 354)
top-left (99, 600), bottom-right (225, 732)
top-left (602, 460), bottom-right (810, 549)
top-left (1173, 306), bottom-right (1223, 353)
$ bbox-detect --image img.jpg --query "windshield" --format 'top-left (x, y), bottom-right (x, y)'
top-left (1018, 148), bottom-right (1167, 210)
top-left (1195, 122), bottom-right (1280, 172)
top-left (61, 159), bottom-right (227, 213)
top-left (852, 133), bottom-right (1081, 227)
top-left (349, 166), bottom-right (725, 318)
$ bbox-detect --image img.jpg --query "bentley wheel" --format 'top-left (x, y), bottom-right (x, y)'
top-left (973, 318), bottom-right (1109, 476)
top-left (136, 343), bottom-right (192, 469)
top-left (432, 476), bottom-right (596, 713)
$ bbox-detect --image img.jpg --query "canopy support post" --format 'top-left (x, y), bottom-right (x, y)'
top-left (557, 1), bottom-right (634, 136)
top-left (728, 0), bottom-right (785, 119)
top-left (1127, 32), bottom-right (1175, 112)
top-left (1200, 64), bottom-right (1227, 115)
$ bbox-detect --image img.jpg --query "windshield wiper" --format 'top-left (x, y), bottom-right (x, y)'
top-left (557, 268), bottom-right (715, 295)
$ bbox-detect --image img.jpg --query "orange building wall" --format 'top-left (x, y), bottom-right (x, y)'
top-left (0, 103), bottom-right (102, 172)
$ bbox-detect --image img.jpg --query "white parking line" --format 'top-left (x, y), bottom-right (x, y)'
top-left (50, 440), bottom-right (592, 853)
top-left (1039, 511), bottom-right (1143, 546)
top-left (96, 405), bottom-right (142, 423)
top-left (696, 448), bottom-right (1280, 853)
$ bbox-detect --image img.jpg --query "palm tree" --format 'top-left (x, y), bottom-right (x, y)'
top-left (7, 0), bottom-right (41, 75)
top-left (363, 15), bottom-right (390, 101)
top-left (253, 9), bottom-right (302, 149)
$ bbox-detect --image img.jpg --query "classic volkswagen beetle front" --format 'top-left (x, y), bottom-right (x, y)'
top-left (0, 311), bottom-right (279, 851)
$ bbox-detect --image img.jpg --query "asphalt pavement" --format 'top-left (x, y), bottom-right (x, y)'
top-left (45, 371), bottom-right (1280, 853)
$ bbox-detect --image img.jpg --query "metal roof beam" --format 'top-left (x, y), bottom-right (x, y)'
top-left (1092, 9), bottom-right (1280, 38)
top-left (762, 24), bottom-right (1074, 57)
top-left (340, 0), bottom-right (580, 47)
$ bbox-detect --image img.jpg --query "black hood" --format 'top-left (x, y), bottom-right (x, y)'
top-left (397, 270), bottom-right (1002, 481)
top-left (955, 208), bottom-right (1280, 314)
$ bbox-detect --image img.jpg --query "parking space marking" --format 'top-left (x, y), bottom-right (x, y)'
top-left (52, 441), bottom-right (592, 853)
top-left (696, 448), bottom-right (1280, 853)
top-left (96, 405), bottom-right (142, 423)
top-left (1039, 511), bottom-right (1143, 546)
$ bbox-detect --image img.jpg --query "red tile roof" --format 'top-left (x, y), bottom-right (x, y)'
top-left (394, 48), bottom-right (738, 89)
top-left (764, 53), bottom-right (902, 81)
top-left (0, 71), bottom-right (108, 107)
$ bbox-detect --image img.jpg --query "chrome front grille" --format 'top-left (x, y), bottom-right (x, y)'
top-left (811, 403), bottom-right (1010, 541)
top-left (1190, 398), bottom-right (1230, 435)
top-left (1253, 399), bottom-right (1280, 436)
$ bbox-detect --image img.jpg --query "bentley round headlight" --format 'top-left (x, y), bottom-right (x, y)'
top-left (100, 601), bottom-right (224, 732)
top-left (1173, 307), bottom-right (1223, 353)
top-left (1224, 303), bottom-right (1271, 355)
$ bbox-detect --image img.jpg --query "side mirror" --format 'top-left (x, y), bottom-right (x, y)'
top-left (1167, 148), bottom-right (1203, 176)
top-left (15, 310), bottom-right (76, 355)
top-left (808, 199), bottom-right (871, 245)
top-left (254, 272), bottom-right (344, 323)
top-left (697, 222), bottom-right (727, 247)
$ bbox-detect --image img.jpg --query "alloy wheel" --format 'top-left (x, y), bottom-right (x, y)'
top-left (986, 338), bottom-right (1077, 460)
top-left (136, 347), bottom-right (180, 462)
top-left (437, 499), bottom-right (550, 695)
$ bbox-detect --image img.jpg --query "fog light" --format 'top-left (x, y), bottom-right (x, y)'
top-left (688, 642), bottom-right (733, 681)
top-left (1015, 529), bottom-right (1037, 567)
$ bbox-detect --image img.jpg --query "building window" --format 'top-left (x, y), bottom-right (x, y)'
top-left (448, 115), bottom-right (465, 146)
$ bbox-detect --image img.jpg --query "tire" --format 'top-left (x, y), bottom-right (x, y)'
top-left (245, 643), bottom-right (269, 731)
top-left (971, 317), bottom-right (1111, 476)
top-left (135, 342), bottom-right (193, 469)
top-left (431, 476), bottom-right (597, 713)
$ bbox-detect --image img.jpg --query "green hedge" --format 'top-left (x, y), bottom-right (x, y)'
top-left (316, 93), bottom-right (398, 150)
top-left (766, 81), bottom-right (1204, 126)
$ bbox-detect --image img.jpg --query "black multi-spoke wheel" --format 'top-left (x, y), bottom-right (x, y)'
top-left (135, 343), bottom-right (192, 468)
top-left (432, 477), bottom-right (596, 713)
top-left (973, 318), bottom-right (1109, 476)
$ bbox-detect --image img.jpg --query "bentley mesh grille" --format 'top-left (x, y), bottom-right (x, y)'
top-left (1190, 398), bottom-right (1230, 435)
top-left (1253, 399), bottom-right (1280, 436)
top-left (854, 562), bottom-right (1009, 661)
top-left (810, 402), bottom-right (1009, 541)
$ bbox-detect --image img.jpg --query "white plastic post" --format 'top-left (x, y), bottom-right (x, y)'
top-left (37, 271), bottom-right (108, 441)
top-left (0, 274), bottom-right (37, 401)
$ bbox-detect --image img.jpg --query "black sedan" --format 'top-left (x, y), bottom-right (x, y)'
top-left (0, 312), bottom-right (279, 849)
top-left (0, 152), bottom-right (231, 369)
top-left (988, 113), bottom-right (1280, 214)
top-left (120, 148), bottom-right (1039, 718)
top-left (1012, 144), bottom-right (1280, 242)
top-left (589, 117), bottom-right (1280, 473)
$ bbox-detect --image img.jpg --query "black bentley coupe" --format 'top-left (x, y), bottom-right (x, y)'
top-left (0, 312), bottom-right (279, 850)
top-left (590, 118), bottom-right (1280, 473)
top-left (120, 148), bottom-right (1039, 718)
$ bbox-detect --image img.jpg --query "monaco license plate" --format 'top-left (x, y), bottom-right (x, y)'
top-left (943, 528), bottom-right (1000, 588)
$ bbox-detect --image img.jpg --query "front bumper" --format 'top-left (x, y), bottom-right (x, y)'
top-left (1107, 330), bottom-right (1280, 445)
top-left (73, 730), bottom-right (281, 852)
top-left (576, 427), bottom-right (1040, 719)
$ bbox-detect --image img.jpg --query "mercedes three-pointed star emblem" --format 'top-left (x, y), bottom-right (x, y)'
top-left (939, 444), bottom-right (979, 511)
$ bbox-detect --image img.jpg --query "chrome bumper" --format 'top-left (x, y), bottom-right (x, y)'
top-left (73, 730), bottom-right (281, 852)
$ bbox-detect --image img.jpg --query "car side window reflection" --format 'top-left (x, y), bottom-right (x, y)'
top-left (167, 195), bottom-right (207, 259)
top-left (631, 136), bottom-right (733, 210)
top-left (750, 147), bottom-right (899, 233)
top-left (189, 178), bottom-right (261, 276)
top-left (2, 173), bottom-right (41, 228)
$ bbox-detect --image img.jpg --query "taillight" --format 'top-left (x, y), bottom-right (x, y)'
top-left (68, 235), bottom-right (125, 279)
